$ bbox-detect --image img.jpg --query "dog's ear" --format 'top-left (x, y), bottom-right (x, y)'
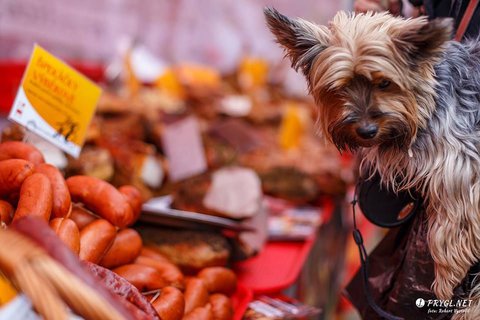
top-left (394, 17), bottom-right (453, 63)
top-left (264, 7), bottom-right (330, 77)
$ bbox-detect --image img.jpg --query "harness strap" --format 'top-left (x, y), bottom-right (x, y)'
top-left (455, 0), bottom-right (480, 41)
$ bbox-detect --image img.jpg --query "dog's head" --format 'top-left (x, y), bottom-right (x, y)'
top-left (265, 8), bottom-right (452, 152)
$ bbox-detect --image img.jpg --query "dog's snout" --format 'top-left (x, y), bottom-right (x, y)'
top-left (356, 124), bottom-right (378, 139)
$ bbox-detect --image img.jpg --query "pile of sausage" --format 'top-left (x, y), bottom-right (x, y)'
top-left (0, 141), bottom-right (236, 320)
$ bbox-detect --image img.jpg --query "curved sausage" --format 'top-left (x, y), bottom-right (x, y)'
top-left (113, 264), bottom-right (169, 292)
top-left (184, 278), bottom-right (209, 314)
top-left (0, 159), bottom-right (34, 196)
top-left (13, 173), bottom-right (53, 222)
top-left (209, 294), bottom-right (233, 320)
top-left (135, 255), bottom-right (184, 289)
top-left (66, 176), bottom-right (134, 228)
top-left (0, 141), bottom-right (44, 165)
top-left (79, 219), bottom-right (116, 263)
top-left (152, 286), bottom-right (185, 320)
top-left (119, 185), bottom-right (143, 224)
top-left (0, 199), bottom-right (14, 225)
top-left (182, 305), bottom-right (213, 320)
top-left (100, 229), bottom-right (143, 269)
top-left (197, 267), bottom-right (237, 295)
top-left (34, 163), bottom-right (71, 218)
top-left (70, 204), bottom-right (97, 230)
top-left (140, 247), bottom-right (171, 263)
top-left (49, 218), bottom-right (80, 254)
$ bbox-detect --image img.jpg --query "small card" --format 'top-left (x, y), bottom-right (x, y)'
top-left (209, 118), bottom-right (264, 153)
top-left (9, 44), bottom-right (102, 157)
top-left (264, 196), bottom-right (323, 241)
top-left (246, 296), bottom-right (321, 319)
top-left (161, 116), bottom-right (207, 182)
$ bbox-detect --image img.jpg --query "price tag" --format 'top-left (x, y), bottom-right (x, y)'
top-left (161, 116), bottom-right (207, 182)
top-left (8, 44), bottom-right (102, 157)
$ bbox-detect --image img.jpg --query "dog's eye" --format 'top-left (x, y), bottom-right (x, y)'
top-left (378, 79), bottom-right (391, 89)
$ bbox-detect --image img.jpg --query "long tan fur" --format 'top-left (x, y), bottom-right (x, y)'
top-left (266, 8), bottom-right (480, 319)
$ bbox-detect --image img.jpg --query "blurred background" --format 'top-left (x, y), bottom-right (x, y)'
top-left (0, 0), bottom-right (349, 69)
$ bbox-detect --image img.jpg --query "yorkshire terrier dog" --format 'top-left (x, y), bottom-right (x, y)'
top-left (265, 7), bottom-right (480, 318)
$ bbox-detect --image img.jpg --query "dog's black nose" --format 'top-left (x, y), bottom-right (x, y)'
top-left (356, 124), bottom-right (378, 139)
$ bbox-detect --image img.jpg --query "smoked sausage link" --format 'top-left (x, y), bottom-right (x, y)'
top-left (152, 286), bottom-right (185, 320)
top-left (100, 228), bottom-right (143, 269)
top-left (0, 159), bottom-right (34, 196)
top-left (34, 163), bottom-right (71, 218)
top-left (67, 176), bottom-right (134, 228)
top-left (13, 173), bottom-right (53, 222)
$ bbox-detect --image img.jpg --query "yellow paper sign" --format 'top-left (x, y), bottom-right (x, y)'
top-left (279, 103), bottom-right (305, 150)
top-left (9, 45), bottom-right (102, 157)
top-left (238, 57), bottom-right (269, 91)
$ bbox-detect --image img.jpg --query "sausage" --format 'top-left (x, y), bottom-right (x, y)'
top-left (119, 185), bottom-right (143, 224)
top-left (209, 294), bottom-right (233, 320)
top-left (10, 216), bottom-right (143, 320)
top-left (140, 247), bottom-right (171, 263)
top-left (152, 286), bottom-right (185, 320)
top-left (85, 261), bottom-right (160, 320)
top-left (182, 305), bottom-right (213, 320)
top-left (34, 163), bottom-right (71, 218)
top-left (184, 278), bottom-right (209, 314)
top-left (100, 229), bottom-right (143, 269)
top-left (0, 141), bottom-right (45, 166)
top-left (79, 219), bottom-right (116, 263)
top-left (49, 218), bottom-right (80, 254)
top-left (0, 159), bottom-right (34, 196)
top-left (13, 173), bottom-right (53, 222)
top-left (135, 255), bottom-right (184, 289)
top-left (70, 204), bottom-right (97, 229)
top-left (113, 264), bottom-right (169, 292)
top-left (197, 267), bottom-right (237, 295)
top-left (66, 176), bottom-right (134, 228)
top-left (0, 199), bottom-right (14, 225)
